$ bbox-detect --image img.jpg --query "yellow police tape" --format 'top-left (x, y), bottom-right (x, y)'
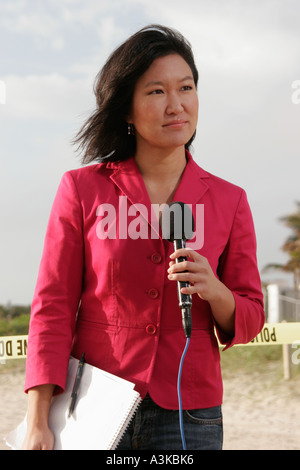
top-left (1, 323), bottom-right (300, 360)
top-left (0, 335), bottom-right (28, 360)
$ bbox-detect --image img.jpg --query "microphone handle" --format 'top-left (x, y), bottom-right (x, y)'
top-left (173, 239), bottom-right (192, 338)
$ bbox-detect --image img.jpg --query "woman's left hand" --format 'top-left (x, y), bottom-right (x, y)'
top-left (168, 247), bottom-right (236, 336)
top-left (167, 248), bottom-right (221, 302)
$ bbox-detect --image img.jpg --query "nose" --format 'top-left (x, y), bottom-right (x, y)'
top-left (166, 92), bottom-right (184, 115)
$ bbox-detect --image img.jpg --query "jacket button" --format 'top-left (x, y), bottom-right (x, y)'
top-left (146, 324), bottom-right (157, 335)
top-left (148, 288), bottom-right (159, 299)
top-left (151, 252), bottom-right (162, 264)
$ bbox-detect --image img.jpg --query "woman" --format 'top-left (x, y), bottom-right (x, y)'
top-left (22, 25), bottom-right (264, 450)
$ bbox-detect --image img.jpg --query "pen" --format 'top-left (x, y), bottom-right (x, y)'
top-left (68, 353), bottom-right (85, 418)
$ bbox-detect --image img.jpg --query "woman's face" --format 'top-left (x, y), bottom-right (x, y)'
top-left (128, 54), bottom-right (199, 154)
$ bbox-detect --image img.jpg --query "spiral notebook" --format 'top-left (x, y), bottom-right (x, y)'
top-left (5, 357), bottom-right (141, 450)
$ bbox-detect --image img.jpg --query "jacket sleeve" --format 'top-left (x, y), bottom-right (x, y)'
top-left (25, 172), bottom-right (84, 393)
top-left (215, 189), bottom-right (265, 349)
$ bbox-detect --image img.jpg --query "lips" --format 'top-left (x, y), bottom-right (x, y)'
top-left (163, 120), bottom-right (187, 128)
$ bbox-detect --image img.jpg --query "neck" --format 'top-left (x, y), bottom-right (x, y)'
top-left (134, 146), bottom-right (187, 181)
top-left (134, 145), bottom-right (188, 206)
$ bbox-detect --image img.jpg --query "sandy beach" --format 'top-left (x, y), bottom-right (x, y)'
top-left (1, 361), bottom-right (300, 451)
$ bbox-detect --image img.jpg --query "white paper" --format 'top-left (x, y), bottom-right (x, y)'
top-left (6, 357), bottom-right (141, 450)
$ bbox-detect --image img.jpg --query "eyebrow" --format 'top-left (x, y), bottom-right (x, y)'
top-left (144, 75), bottom-right (194, 88)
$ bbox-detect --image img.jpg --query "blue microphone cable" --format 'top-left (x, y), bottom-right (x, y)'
top-left (160, 201), bottom-right (194, 449)
top-left (177, 336), bottom-right (190, 450)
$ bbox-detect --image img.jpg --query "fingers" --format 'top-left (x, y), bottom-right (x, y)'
top-left (168, 260), bottom-right (198, 274)
top-left (167, 248), bottom-right (217, 300)
top-left (168, 249), bottom-right (199, 284)
top-left (168, 271), bottom-right (196, 285)
top-left (170, 247), bottom-right (201, 262)
top-left (168, 248), bottom-right (205, 274)
top-left (169, 248), bottom-right (201, 272)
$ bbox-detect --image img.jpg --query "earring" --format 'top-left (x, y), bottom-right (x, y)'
top-left (128, 123), bottom-right (135, 135)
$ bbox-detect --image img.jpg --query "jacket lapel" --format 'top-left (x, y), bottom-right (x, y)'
top-left (106, 153), bottom-right (210, 239)
top-left (172, 152), bottom-right (210, 205)
top-left (107, 157), bottom-right (151, 209)
top-left (107, 158), bottom-right (159, 237)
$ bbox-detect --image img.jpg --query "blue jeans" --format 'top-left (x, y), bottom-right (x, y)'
top-left (117, 394), bottom-right (223, 450)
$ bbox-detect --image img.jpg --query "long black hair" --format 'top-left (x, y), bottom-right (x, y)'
top-left (74, 25), bottom-right (199, 164)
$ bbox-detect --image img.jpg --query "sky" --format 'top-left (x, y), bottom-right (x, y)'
top-left (1, 0), bottom-right (300, 305)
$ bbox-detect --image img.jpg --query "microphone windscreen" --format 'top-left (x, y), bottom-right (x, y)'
top-left (161, 202), bottom-right (195, 242)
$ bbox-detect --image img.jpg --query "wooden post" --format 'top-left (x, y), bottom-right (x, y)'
top-left (281, 320), bottom-right (291, 380)
top-left (282, 344), bottom-right (291, 380)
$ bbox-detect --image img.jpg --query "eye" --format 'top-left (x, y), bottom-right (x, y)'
top-left (181, 85), bottom-right (193, 91)
top-left (149, 89), bottom-right (164, 95)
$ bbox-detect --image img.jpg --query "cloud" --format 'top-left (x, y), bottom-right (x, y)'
top-left (61, 0), bottom-right (113, 25)
top-left (0, 0), bottom-right (127, 52)
top-left (133, 0), bottom-right (300, 77)
top-left (0, 6), bottom-right (64, 50)
top-left (1, 73), bottom-right (94, 120)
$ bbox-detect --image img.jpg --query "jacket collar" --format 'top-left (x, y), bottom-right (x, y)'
top-left (106, 152), bottom-right (209, 239)
top-left (172, 151), bottom-right (209, 205)
top-left (106, 151), bottom-right (209, 208)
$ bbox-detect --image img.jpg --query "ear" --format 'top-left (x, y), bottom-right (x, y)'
top-left (125, 106), bottom-right (134, 124)
top-left (126, 115), bottom-right (133, 125)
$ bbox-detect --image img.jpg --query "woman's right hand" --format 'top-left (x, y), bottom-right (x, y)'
top-left (22, 424), bottom-right (54, 450)
top-left (22, 384), bottom-right (55, 450)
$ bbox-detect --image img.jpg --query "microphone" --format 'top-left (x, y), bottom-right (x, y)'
top-left (161, 202), bottom-right (195, 338)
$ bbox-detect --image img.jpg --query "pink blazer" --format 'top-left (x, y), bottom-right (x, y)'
top-left (25, 152), bottom-right (264, 409)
